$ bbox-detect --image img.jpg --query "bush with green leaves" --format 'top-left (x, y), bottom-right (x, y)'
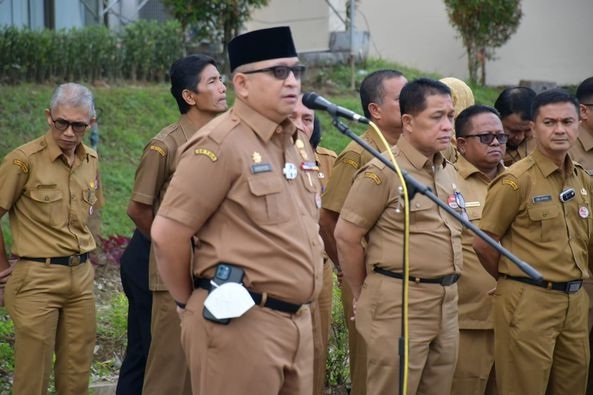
top-left (0, 20), bottom-right (183, 84)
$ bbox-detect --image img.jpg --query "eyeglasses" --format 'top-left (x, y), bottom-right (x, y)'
top-left (243, 64), bottom-right (306, 80)
top-left (50, 115), bottom-right (89, 134)
top-left (462, 133), bottom-right (509, 145)
top-left (582, 103), bottom-right (593, 107)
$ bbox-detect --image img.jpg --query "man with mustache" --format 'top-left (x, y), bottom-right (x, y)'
top-left (474, 89), bottom-right (592, 394)
top-left (451, 105), bottom-right (506, 395)
top-left (151, 27), bottom-right (323, 394)
top-left (117, 54), bottom-right (227, 395)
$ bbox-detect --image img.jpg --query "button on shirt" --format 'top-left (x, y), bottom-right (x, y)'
top-left (340, 136), bottom-right (462, 277)
top-left (454, 155), bottom-right (503, 328)
top-left (480, 149), bottom-right (593, 282)
top-left (157, 99), bottom-right (323, 304)
top-left (0, 131), bottom-right (104, 257)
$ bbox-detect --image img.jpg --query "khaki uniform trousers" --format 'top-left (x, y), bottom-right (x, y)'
top-left (340, 279), bottom-right (367, 395)
top-left (311, 260), bottom-right (333, 394)
top-left (355, 272), bottom-right (459, 395)
top-left (584, 279), bottom-right (593, 395)
top-left (181, 289), bottom-right (313, 394)
top-left (5, 260), bottom-right (95, 395)
top-left (494, 278), bottom-right (589, 395)
top-left (451, 329), bottom-right (496, 395)
top-left (142, 290), bottom-right (191, 395)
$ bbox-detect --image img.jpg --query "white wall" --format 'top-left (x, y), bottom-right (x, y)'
top-left (358, 0), bottom-right (593, 86)
top-left (248, 0), bottom-right (593, 86)
top-left (246, 0), bottom-right (330, 52)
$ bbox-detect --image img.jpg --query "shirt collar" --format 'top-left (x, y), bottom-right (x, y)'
top-left (532, 147), bottom-right (574, 177)
top-left (398, 135), bottom-right (446, 171)
top-left (178, 113), bottom-right (202, 140)
top-left (232, 99), bottom-right (296, 142)
top-left (456, 153), bottom-right (505, 182)
top-left (44, 130), bottom-right (87, 162)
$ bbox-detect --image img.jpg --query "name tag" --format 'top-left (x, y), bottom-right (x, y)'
top-left (532, 194), bottom-right (552, 203)
top-left (465, 201), bottom-right (481, 208)
top-left (251, 163), bottom-right (272, 174)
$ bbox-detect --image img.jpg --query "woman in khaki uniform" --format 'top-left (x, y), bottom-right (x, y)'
top-left (0, 83), bottom-right (104, 395)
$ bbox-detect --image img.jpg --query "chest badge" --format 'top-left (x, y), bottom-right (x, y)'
top-left (283, 162), bottom-right (298, 180)
top-left (252, 152), bottom-right (262, 163)
top-left (579, 206), bottom-right (589, 218)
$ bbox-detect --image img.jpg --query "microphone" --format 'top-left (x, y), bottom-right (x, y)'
top-left (302, 92), bottom-right (370, 124)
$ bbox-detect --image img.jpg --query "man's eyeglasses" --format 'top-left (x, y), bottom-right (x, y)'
top-left (462, 133), bottom-right (509, 145)
top-left (50, 115), bottom-right (89, 134)
top-left (582, 103), bottom-right (593, 108)
top-left (243, 64), bottom-right (306, 80)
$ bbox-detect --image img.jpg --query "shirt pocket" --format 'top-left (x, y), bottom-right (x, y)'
top-left (526, 204), bottom-right (560, 242)
top-left (247, 174), bottom-right (290, 225)
top-left (409, 194), bottom-right (436, 231)
top-left (27, 187), bottom-right (65, 227)
top-left (81, 188), bottom-right (98, 221)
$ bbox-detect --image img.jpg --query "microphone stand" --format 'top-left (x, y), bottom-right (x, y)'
top-left (331, 116), bottom-right (543, 395)
top-left (331, 116), bottom-right (542, 280)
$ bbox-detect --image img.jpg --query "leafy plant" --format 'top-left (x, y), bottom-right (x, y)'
top-left (444, 0), bottom-right (522, 85)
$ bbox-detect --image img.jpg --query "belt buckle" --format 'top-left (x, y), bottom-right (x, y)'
top-left (68, 255), bottom-right (81, 267)
top-left (565, 280), bottom-right (582, 294)
top-left (441, 274), bottom-right (457, 286)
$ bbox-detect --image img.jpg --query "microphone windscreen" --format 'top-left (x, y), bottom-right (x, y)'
top-left (302, 92), bottom-right (323, 111)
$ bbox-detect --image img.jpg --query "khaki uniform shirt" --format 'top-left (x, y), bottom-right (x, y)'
top-left (503, 136), bottom-right (536, 166)
top-left (454, 155), bottom-right (504, 329)
top-left (315, 146), bottom-right (337, 193)
top-left (569, 125), bottom-right (593, 174)
top-left (480, 149), bottom-right (593, 282)
top-left (0, 131), bottom-right (104, 257)
top-left (340, 136), bottom-right (463, 276)
top-left (157, 99), bottom-right (323, 304)
top-left (321, 128), bottom-right (383, 214)
top-left (131, 114), bottom-right (200, 291)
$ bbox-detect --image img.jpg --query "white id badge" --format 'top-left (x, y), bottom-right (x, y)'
top-left (203, 282), bottom-right (255, 319)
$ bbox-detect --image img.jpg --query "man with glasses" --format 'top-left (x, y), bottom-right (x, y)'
top-left (335, 79), bottom-right (463, 394)
top-left (474, 89), bottom-right (592, 394)
top-left (151, 27), bottom-right (323, 394)
top-left (117, 54), bottom-right (227, 395)
top-left (567, 75), bottom-right (593, 394)
top-left (450, 105), bottom-right (506, 395)
top-left (0, 83), bottom-right (104, 394)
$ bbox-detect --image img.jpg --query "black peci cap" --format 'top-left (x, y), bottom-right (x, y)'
top-left (228, 26), bottom-right (297, 72)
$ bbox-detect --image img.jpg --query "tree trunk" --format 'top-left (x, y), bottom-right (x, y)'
top-left (466, 43), bottom-right (479, 83)
top-left (479, 47), bottom-right (486, 85)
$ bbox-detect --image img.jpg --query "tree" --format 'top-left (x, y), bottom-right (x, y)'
top-left (444, 0), bottom-right (522, 85)
top-left (162, 0), bottom-right (269, 76)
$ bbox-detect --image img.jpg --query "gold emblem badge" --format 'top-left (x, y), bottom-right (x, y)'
top-left (195, 148), bottom-right (218, 162)
top-left (252, 152), bottom-right (262, 163)
top-left (12, 159), bottom-right (28, 173)
top-left (295, 139), bottom-right (305, 149)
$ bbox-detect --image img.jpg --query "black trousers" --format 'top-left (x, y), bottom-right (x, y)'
top-left (116, 229), bottom-right (152, 395)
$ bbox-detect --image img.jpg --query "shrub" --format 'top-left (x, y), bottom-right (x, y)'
top-left (0, 20), bottom-right (183, 84)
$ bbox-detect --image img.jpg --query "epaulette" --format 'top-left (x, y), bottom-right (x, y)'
top-left (153, 123), bottom-right (179, 141)
top-left (316, 146), bottom-right (337, 158)
top-left (83, 144), bottom-right (99, 159)
top-left (207, 114), bottom-right (240, 145)
top-left (505, 155), bottom-right (535, 178)
top-left (16, 135), bottom-right (46, 157)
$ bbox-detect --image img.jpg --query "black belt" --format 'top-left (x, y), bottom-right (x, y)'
top-left (21, 253), bottom-right (89, 267)
top-left (193, 277), bottom-right (303, 314)
top-left (373, 266), bottom-right (460, 286)
top-left (503, 275), bottom-right (583, 294)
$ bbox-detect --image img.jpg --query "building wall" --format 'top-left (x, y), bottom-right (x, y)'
top-left (357, 0), bottom-right (593, 86)
top-left (245, 0), bottom-right (330, 52)
top-left (248, 0), bottom-right (593, 86)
